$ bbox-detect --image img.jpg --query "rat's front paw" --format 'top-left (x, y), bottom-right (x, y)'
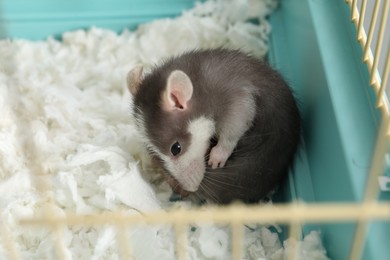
top-left (208, 145), bottom-right (231, 169)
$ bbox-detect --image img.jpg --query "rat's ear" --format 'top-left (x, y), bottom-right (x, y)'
top-left (127, 66), bottom-right (144, 95)
top-left (162, 70), bottom-right (193, 111)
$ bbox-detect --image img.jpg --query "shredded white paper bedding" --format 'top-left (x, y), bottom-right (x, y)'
top-left (0, 0), bottom-right (329, 259)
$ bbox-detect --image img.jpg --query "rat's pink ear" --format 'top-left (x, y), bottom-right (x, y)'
top-left (127, 66), bottom-right (144, 95)
top-left (163, 70), bottom-right (193, 111)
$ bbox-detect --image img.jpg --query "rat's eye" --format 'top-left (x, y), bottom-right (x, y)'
top-left (171, 142), bottom-right (182, 156)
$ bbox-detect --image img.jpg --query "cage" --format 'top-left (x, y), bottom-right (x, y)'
top-left (0, 0), bottom-right (389, 260)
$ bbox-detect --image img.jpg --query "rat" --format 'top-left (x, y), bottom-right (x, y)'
top-left (127, 49), bottom-right (300, 204)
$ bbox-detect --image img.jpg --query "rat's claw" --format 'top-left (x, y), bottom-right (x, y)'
top-left (208, 145), bottom-right (230, 169)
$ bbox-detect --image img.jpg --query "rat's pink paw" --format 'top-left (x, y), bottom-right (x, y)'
top-left (208, 145), bottom-right (231, 169)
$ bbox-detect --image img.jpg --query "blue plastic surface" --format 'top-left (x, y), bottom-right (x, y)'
top-left (0, 0), bottom-right (196, 39)
top-left (0, 0), bottom-right (389, 259)
top-left (269, 0), bottom-right (388, 259)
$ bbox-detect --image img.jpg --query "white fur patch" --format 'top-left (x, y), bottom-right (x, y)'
top-left (134, 107), bottom-right (215, 192)
top-left (132, 113), bottom-right (215, 192)
top-left (163, 116), bottom-right (215, 191)
top-left (187, 116), bottom-right (216, 156)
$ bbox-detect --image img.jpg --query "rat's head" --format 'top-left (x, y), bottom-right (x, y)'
top-left (127, 66), bottom-right (215, 192)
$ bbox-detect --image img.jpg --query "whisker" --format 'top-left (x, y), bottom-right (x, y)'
top-left (204, 172), bottom-right (238, 182)
top-left (190, 192), bottom-right (206, 205)
top-left (203, 175), bottom-right (242, 189)
top-left (199, 182), bottom-right (220, 204)
top-left (203, 174), bottom-right (261, 194)
top-left (244, 132), bottom-right (274, 139)
top-left (205, 161), bottom-right (257, 170)
top-left (204, 175), bottom-right (250, 190)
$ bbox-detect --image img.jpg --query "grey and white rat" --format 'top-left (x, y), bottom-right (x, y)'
top-left (127, 49), bottom-right (300, 204)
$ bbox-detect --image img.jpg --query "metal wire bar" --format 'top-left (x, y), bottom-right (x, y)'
top-left (231, 222), bottom-right (243, 260)
top-left (349, 220), bottom-right (368, 260)
top-left (351, 0), bottom-right (359, 23)
top-left (347, 0), bottom-right (390, 116)
top-left (357, 0), bottom-right (368, 42)
top-left (287, 220), bottom-right (301, 260)
top-left (175, 224), bottom-right (188, 260)
top-left (378, 45), bottom-right (390, 108)
top-left (52, 225), bottom-right (68, 260)
top-left (0, 221), bottom-right (21, 260)
top-left (370, 0), bottom-right (390, 86)
top-left (363, 0), bottom-right (381, 64)
top-left (116, 224), bottom-right (134, 260)
top-left (19, 202), bottom-right (390, 227)
top-left (364, 100), bottom-right (390, 202)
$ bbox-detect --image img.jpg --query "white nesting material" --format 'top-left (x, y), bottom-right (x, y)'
top-left (0, 0), bottom-right (329, 259)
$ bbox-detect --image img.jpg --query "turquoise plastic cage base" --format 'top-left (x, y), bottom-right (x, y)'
top-left (0, 0), bottom-right (196, 40)
top-left (269, 1), bottom-right (389, 259)
top-left (1, 0), bottom-right (389, 259)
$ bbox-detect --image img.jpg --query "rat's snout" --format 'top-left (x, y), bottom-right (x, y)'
top-left (174, 158), bottom-right (206, 192)
top-left (162, 116), bottom-right (216, 193)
